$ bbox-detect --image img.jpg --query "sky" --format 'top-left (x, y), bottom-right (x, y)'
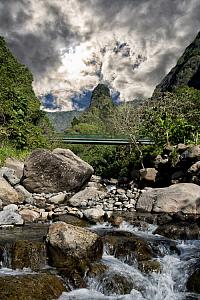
top-left (0, 0), bottom-right (200, 110)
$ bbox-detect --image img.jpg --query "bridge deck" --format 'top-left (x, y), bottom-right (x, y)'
top-left (51, 136), bottom-right (154, 145)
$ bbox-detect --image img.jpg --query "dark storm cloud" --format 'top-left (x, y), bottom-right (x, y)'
top-left (0, 1), bottom-right (80, 75)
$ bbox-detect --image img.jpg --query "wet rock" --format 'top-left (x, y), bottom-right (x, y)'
top-left (0, 273), bottom-right (65, 300)
top-left (12, 240), bottom-right (47, 270)
top-left (101, 230), bottom-right (152, 263)
top-left (154, 223), bottom-right (200, 240)
top-left (138, 259), bottom-right (161, 273)
top-left (46, 222), bottom-right (103, 271)
top-left (59, 269), bottom-right (87, 290)
top-left (99, 272), bottom-right (135, 295)
top-left (83, 207), bottom-right (105, 223)
top-left (22, 148), bottom-right (94, 193)
top-left (187, 269), bottom-right (200, 293)
top-left (87, 262), bottom-right (108, 278)
top-left (19, 209), bottom-right (40, 223)
top-left (0, 177), bottom-right (20, 205)
top-left (68, 187), bottom-right (105, 207)
top-left (157, 213), bottom-right (173, 225)
top-left (136, 183), bottom-right (200, 214)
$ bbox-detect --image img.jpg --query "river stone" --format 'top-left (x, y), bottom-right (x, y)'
top-left (14, 185), bottom-right (32, 201)
top-left (0, 177), bottom-right (20, 205)
top-left (136, 183), bottom-right (200, 214)
top-left (0, 273), bottom-right (65, 300)
top-left (22, 148), bottom-right (94, 193)
top-left (0, 209), bottom-right (24, 225)
top-left (83, 207), bottom-right (105, 223)
top-left (48, 193), bottom-right (66, 204)
top-left (140, 168), bottom-right (158, 182)
top-left (4, 157), bottom-right (24, 179)
top-left (46, 222), bottom-right (103, 270)
top-left (19, 209), bottom-right (40, 223)
top-left (68, 187), bottom-right (106, 207)
top-left (12, 240), bottom-right (47, 270)
top-left (181, 145), bottom-right (200, 161)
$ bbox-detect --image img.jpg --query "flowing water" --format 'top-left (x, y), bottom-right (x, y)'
top-left (59, 222), bottom-right (200, 300)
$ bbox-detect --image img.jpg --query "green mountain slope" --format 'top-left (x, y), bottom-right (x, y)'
top-left (154, 31), bottom-right (200, 95)
top-left (0, 36), bottom-right (49, 148)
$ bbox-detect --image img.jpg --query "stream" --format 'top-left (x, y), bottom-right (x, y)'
top-left (59, 222), bottom-right (200, 300)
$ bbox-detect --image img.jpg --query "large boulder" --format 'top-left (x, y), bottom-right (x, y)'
top-left (46, 222), bottom-right (103, 271)
top-left (136, 183), bottom-right (200, 214)
top-left (0, 177), bottom-right (20, 205)
top-left (0, 274), bottom-right (65, 300)
top-left (22, 148), bottom-right (94, 193)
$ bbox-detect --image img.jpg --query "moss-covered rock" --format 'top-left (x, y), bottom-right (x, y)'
top-left (138, 259), bottom-right (161, 273)
top-left (101, 230), bottom-right (152, 263)
top-left (0, 273), bottom-right (65, 300)
top-left (12, 240), bottom-right (47, 271)
top-left (187, 269), bottom-right (200, 293)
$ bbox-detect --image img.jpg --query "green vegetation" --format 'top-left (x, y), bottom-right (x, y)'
top-left (0, 36), bottom-right (51, 152)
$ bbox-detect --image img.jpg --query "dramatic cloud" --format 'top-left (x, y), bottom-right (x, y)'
top-left (0, 0), bottom-right (200, 110)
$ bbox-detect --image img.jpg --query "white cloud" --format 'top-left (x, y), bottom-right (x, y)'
top-left (0, 0), bottom-right (200, 109)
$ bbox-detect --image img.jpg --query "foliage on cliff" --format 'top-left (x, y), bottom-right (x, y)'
top-left (154, 31), bottom-right (200, 94)
top-left (0, 36), bottom-right (50, 148)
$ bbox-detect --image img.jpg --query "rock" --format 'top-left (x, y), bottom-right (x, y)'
top-left (0, 209), bottom-right (24, 225)
top-left (53, 214), bottom-right (90, 227)
top-left (68, 187), bottom-right (105, 207)
top-left (154, 223), bottom-right (200, 240)
top-left (3, 168), bottom-right (20, 186)
top-left (46, 222), bottom-right (103, 271)
top-left (12, 240), bottom-right (47, 270)
top-left (19, 209), bottom-right (40, 223)
top-left (136, 183), bottom-right (200, 214)
top-left (0, 273), bottom-right (65, 300)
top-left (98, 272), bottom-right (135, 295)
top-left (140, 168), bottom-right (158, 182)
top-left (4, 157), bottom-right (24, 179)
top-left (22, 148), bottom-right (94, 193)
top-left (83, 208), bottom-right (105, 223)
top-left (187, 269), bottom-right (200, 293)
top-left (0, 177), bottom-right (20, 205)
top-left (3, 204), bottom-right (18, 212)
top-left (14, 185), bottom-right (32, 201)
top-left (48, 193), bottom-right (66, 204)
top-left (181, 145), bottom-right (200, 161)
top-left (138, 260), bottom-right (161, 273)
top-left (101, 230), bottom-right (152, 263)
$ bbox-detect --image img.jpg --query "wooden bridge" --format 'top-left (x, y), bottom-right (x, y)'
top-left (51, 135), bottom-right (154, 145)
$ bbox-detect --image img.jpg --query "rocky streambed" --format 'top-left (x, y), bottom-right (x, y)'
top-left (0, 146), bottom-right (200, 299)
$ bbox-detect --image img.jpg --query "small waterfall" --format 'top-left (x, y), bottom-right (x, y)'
top-left (59, 222), bottom-right (200, 300)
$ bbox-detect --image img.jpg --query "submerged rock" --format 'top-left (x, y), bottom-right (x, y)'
top-left (12, 240), bottom-right (47, 271)
top-left (0, 273), bottom-right (65, 300)
top-left (187, 269), bottom-right (200, 293)
top-left (22, 148), bottom-right (94, 193)
top-left (46, 222), bottom-right (103, 272)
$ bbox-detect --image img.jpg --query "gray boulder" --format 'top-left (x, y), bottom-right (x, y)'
top-left (136, 183), bottom-right (200, 214)
top-left (68, 187), bottom-right (105, 207)
top-left (4, 157), bottom-right (24, 179)
top-left (83, 207), bottom-right (105, 223)
top-left (0, 206), bottom-right (24, 225)
top-left (22, 148), bottom-right (94, 193)
top-left (0, 177), bottom-right (20, 205)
